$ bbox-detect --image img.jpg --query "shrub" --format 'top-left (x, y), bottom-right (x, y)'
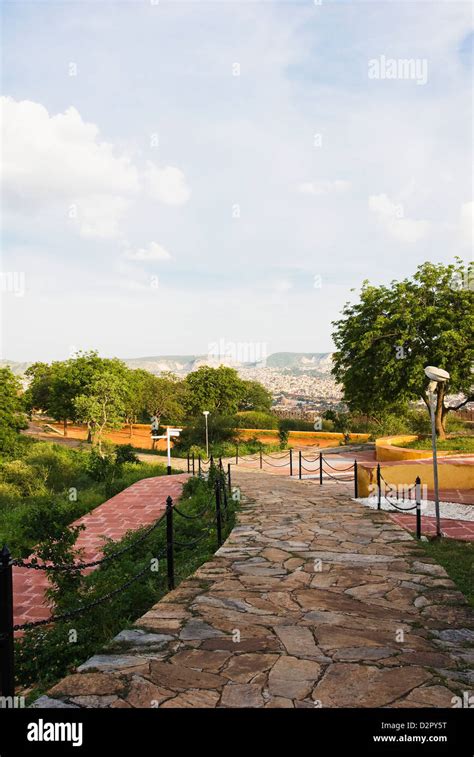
top-left (0, 481), bottom-right (22, 504)
top-left (0, 460), bottom-right (48, 497)
top-left (235, 411), bottom-right (278, 429)
top-left (25, 443), bottom-right (83, 492)
top-left (115, 444), bottom-right (139, 465)
top-left (85, 448), bottom-right (117, 483)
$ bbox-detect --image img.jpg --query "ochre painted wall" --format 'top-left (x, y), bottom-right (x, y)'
top-left (357, 459), bottom-right (474, 497)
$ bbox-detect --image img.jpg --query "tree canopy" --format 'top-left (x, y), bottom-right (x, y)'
top-left (0, 367), bottom-right (27, 452)
top-left (331, 260), bottom-right (473, 437)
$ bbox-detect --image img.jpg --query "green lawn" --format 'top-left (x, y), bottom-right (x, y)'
top-left (394, 436), bottom-right (474, 454)
top-left (420, 538), bottom-right (473, 607)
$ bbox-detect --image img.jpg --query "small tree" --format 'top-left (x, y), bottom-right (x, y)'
top-left (74, 373), bottom-right (126, 456)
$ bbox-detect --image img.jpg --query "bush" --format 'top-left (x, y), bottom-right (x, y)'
top-left (0, 460), bottom-right (48, 497)
top-left (174, 414), bottom-right (238, 452)
top-left (0, 481), bottom-right (22, 505)
top-left (85, 448), bottom-right (117, 483)
top-left (115, 444), bottom-right (139, 465)
top-left (25, 443), bottom-right (84, 492)
top-left (235, 411), bottom-right (278, 429)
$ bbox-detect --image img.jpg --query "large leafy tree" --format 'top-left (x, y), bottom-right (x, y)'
top-left (0, 367), bottom-right (27, 452)
top-left (184, 366), bottom-right (245, 416)
top-left (25, 351), bottom-right (128, 436)
top-left (332, 260), bottom-right (473, 438)
top-left (142, 372), bottom-right (184, 427)
top-left (239, 380), bottom-right (273, 412)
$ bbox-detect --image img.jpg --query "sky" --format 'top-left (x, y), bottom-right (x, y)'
top-left (0, 0), bottom-right (472, 362)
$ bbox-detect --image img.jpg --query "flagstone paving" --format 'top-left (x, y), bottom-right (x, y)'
top-left (36, 470), bottom-right (473, 709)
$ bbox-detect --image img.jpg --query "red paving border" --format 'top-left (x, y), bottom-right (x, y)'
top-left (13, 473), bottom-right (189, 629)
top-left (390, 512), bottom-right (474, 541)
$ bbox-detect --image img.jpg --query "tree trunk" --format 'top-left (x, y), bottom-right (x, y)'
top-left (435, 385), bottom-right (447, 439)
top-left (63, 418), bottom-right (68, 437)
top-left (129, 422), bottom-right (133, 438)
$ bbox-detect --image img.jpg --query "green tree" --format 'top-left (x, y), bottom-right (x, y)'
top-left (239, 380), bottom-right (273, 412)
top-left (25, 352), bottom-right (128, 437)
top-left (74, 372), bottom-right (126, 455)
top-left (122, 369), bottom-right (149, 437)
top-left (332, 260), bottom-right (474, 438)
top-left (184, 366), bottom-right (245, 416)
top-left (0, 367), bottom-right (27, 452)
top-left (142, 372), bottom-right (184, 427)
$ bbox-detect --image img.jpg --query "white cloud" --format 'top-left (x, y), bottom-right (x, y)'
top-left (123, 241), bottom-right (171, 262)
top-left (368, 193), bottom-right (430, 243)
top-left (74, 195), bottom-right (130, 239)
top-left (145, 163), bottom-right (191, 206)
top-left (0, 97), bottom-right (190, 239)
top-left (298, 180), bottom-right (351, 196)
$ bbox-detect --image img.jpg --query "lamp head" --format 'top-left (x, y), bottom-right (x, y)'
top-left (424, 366), bottom-right (450, 383)
top-left (203, 410), bottom-right (210, 416)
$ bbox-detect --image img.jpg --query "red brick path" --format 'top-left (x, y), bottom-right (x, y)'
top-left (390, 512), bottom-right (474, 541)
top-left (13, 473), bottom-right (189, 629)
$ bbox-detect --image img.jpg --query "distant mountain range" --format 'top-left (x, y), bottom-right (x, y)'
top-left (0, 352), bottom-right (334, 376)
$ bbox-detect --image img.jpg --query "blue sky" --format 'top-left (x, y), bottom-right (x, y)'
top-left (1, 0), bottom-right (472, 361)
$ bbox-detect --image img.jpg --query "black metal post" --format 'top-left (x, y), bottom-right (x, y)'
top-left (259, 448), bottom-right (263, 469)
top-left (167, 464), bottom-right (171, 475)
top-left (377, 463), bottom-right (381, 510)
top-left (192, 453), bottom-right (195, 476)
top-left (221, 475), bottom-right (228, 516)
top-left (198, 455), bottom-right (202, 476)
top-left (354, 460), bottom-right (358, 498)
top-left (187, 453), bottom-right (190, 473)
top-left (0, 545), bottom-right (14, 698)
top-left (289, 448), bottom-right (293, 476)
top-left (210, 454), bottom-right (214, 470)
top-left (298, 450), bottom-right (302, 479)
top-left (227, 463), bottom-right (232, 493)
top-left (215, 481), bottom-right (222, 548)
top-left (415, 476), bottom-right (422, 540)
top-left (165, 498), bottom-right (174, 591)
top-left (319, 452), bottom-right (323, 486)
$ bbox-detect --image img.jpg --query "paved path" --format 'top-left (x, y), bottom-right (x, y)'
top-left (13, 474), bottom-right (189, 629)
top-left (391, 513), bottom-right (474, 541)
top-left (38, 470), bottom-right (473, 708)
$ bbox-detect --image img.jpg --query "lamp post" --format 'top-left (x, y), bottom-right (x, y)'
top-left (203, 411), bottom-right (210, 458)
top-left (424, 366), bottom-right (450, 538)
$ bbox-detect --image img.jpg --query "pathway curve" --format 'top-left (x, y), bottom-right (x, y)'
top-left (37, 470), bottom-right (473, 708)
top-left (13, 473), bottom-right (189, 628)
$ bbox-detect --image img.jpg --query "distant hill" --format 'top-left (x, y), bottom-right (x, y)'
top-left (0, 352), bottom-right (334, 377)
top-left (266, 352), bottom-right (333, 371)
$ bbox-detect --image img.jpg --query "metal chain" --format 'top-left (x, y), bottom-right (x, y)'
top-left (12, 512), bottom-right (166, 572)
top-left (12, 549), bottom-right (167, 632)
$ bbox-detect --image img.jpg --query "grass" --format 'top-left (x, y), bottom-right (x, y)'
top-left (0, 439), bottom-right (178, 557)
top-left (393, 436), bottom-right (474, 453)
top-left (420, 538), bottom-right (473, 607)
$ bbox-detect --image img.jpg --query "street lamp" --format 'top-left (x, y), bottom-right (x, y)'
top-left (424, 365), bottom-right (450, 538)
top-left (203, 411), bottom-right (210, 458)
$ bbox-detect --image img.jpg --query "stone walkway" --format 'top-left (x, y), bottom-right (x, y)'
top-left (36, 470), bottom-right (473, 708)
top-left (14, 473), bottom-right (189, 628)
